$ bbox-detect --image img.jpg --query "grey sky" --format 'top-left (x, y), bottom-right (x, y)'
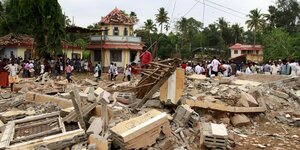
top-left (58, 0), bottom-right (275, 32)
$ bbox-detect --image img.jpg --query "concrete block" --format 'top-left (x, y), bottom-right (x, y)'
top-left (88, 134), bottom-right (108, 150)
top-left (87, 117), bottom-right (102, 135)
top-left (230, 114), bottom-right (251, 126)
top-left (173, 104), bottom-right (194, 126)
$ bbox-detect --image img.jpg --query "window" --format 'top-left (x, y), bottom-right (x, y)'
top-left (241, 50), bottom-right (247, 54)
top-left (94, 50), bottom-right (101, 61)
top-left (256, 50), bottom-right (259, 54)
top-left (104, 27), bottom-right (108, 36)
top-left (110, 50), bottom-right (122, 62)
top-left (124, 28), bottom-right (128, 36)
top-left (234, 50), bottom-right (238, 54)
top-left (113, 27), bottom-right (119, 36)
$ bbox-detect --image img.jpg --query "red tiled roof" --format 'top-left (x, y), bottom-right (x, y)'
top-left (100, 7), bottom-right (134, 25)
top-left (229, 43), bottom-right (263, 51)
top-left (0, 33), bottom-right (34, 46)
top-left (87, 43), bottom-right (142, 50)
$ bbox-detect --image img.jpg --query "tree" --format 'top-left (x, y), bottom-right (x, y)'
top-left (231, 24), bottom-right (243, 43)
top-left (143, 19), bottom-right (157, 51)
top-left (262, 28), bottom-right (297, 60)
top-left (273, 0), bottom-right (300, 33)
top-left (0, 0), bottom-right (65, 57)
top-left (264, 6), bottom-right (277, 30)
top-left (155, 7), bottom-right (169, 33)
top-left (246, 8), bottom-right (265, 45)
top-left (176, 17), bottom-right (202, 58)
top-left (129, 11), bottom-right (139, 24)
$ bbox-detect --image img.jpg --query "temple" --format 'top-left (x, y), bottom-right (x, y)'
top-left (87, 7), bottom-right (143, 70)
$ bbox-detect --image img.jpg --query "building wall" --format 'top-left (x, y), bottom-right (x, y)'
top-left (103, 24), bottom-right (133, 36)
top-left (246, 54), bottom-right (263, 62)
top-left (231, 49), bottom-right (241, 58)
top-left (63, 48), bottom-right (82, 59)
top-left (2, 47), bottom-right (29, 59)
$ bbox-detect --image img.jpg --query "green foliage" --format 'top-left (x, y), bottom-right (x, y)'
top-left (0, 0), bottom-right (65, 58)
top-left (82, 50), bottom-right (90, 60)
top-left (262, 28), bottom-right (297, 61)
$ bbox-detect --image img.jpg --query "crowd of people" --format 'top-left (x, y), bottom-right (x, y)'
top-left (181, 57), bottom-right (300, 77)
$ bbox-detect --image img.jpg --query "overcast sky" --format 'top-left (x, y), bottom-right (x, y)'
top-left (58, 0), bottom-right (275, 32)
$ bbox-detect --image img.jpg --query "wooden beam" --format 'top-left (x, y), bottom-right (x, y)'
top-left (15, 118), bottom-right (58, 130)
top-left (11, 127), bottom-right (62, 144)
top-left (150, 62), bottom-right (173, 68)
top-left (185, 100), bottom-right (266, 113)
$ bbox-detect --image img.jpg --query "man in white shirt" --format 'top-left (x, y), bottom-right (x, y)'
top-left (7, 60), bottom-right (19, 92)
top-left (210, 56), bottom-right (220, 76)
top-left (245, 63), bottom-right (253, 74)
top-left (195, 63), bottom-right (201, 74)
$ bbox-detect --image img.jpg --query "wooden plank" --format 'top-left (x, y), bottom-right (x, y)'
top-left (8, 129), bottom-right (85, 150)
top-left (15, 118), bottom-right (58, 130)
top-left (69, 85), bottom-right (86, 130)
top-left (185, 100), bottom-right (266, 113)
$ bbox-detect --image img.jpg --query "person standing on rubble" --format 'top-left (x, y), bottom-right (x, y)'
top-left (109, 62), bottom-right (115, 81)
top-left (279, 59), bottom-right (292, 75)
top-left (7, 60), bottom-right (20, 92)
top-left (0, 58), bottom-right (9, 88)
top-left (65, 62), bottom-right (73, 83)
top-left (140, 46), bottom-right (152, 69)
top-left (245, 63), bottom-right (253, 74)
top-left (210, 56), bottom-right (220, 77)
top-left (195, 63), bottom-right (201, 74)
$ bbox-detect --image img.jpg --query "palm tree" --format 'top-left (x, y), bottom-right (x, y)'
top-left (264, 6), bottom-right (276, 28)
top-left (129, 11), bottom-right (139, 24)
top-left (246, 8), bottom-right (265, 45)
top-left (155, 7), bottom-right (169, 33)
top-left (216, 17), bottom-right (228, 39)
top-left (143, 19), bottom-right (157, 51)
top-left (231, 24), bottom-right (243, 43)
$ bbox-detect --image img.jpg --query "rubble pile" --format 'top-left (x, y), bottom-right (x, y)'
top-left (0, 61), bottom-right (299, 149)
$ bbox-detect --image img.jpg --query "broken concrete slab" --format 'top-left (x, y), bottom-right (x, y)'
top-left (1, 93), bottom-right (11, 99)
top-left (85, 79), bottom-right (98, 86)
top-left (230, 114), bottom-right (251, 126)
top-left (88, 134), bottom-right (108, 150)
top-left (271, 90), bottom-right (289, 99)
top-left (237, 92), bottom-right (258, 107)
top-left (185, 100), bottom-right (266, 113)
top-left (25, 92), bottom-right (73, 109)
